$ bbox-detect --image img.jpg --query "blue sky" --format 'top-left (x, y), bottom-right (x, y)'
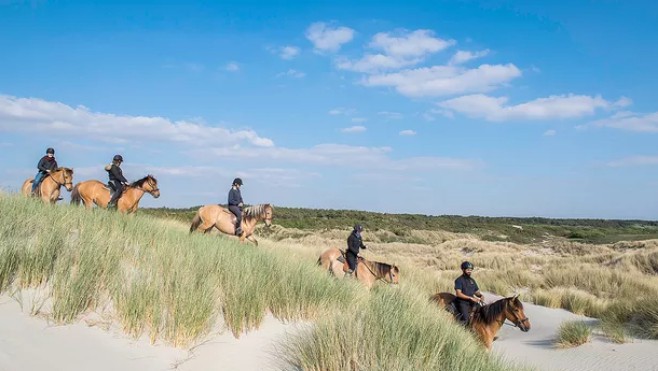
top-left (1, 0), bottom-right (657, 219)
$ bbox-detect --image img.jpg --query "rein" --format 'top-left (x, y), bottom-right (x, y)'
top-left (360, 259), bottom-right (394, 283)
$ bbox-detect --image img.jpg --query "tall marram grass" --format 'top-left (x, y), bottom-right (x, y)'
top-left (279, 286), bottom-right (524, 371)
top-left (0, 196), bottom-right (522, 370)
top-left (0, 196), bottom-right (357, 346)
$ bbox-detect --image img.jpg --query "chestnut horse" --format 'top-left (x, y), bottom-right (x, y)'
top-left (21, 167), bottom-right (74, 204)
top-left (317, 247), bottom-right (400, 289)
top-left (189, 203), bottom-right (273, 246)
top-left (430, 292), bottom-right (530, 350)
top-left (70, 175), bottom-right (160, 213)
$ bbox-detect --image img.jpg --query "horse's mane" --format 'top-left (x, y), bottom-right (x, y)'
top-left (131, 175), bottom-right (156, 187)
top-left (243, 203), bottom-right (272, 220)
top-left (472, 297), bottom-right (519, 325)
top-left (55, 167), bottom-right (73, 174)
top-left (364, 259), bottom-right (397, 277)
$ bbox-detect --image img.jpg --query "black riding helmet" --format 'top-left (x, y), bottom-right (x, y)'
top-left (46, 147), bottom-right (55, 154)
top-left (233, 178), bottom-right (243, 186)
top-left (461, 261), bottom-right (474, 270)
top-left (113, 154), bottom-right (123, 162)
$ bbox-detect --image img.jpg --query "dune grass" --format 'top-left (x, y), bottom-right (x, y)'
top-left (556, 321), bottom-right (592, 348)
top-left (0, 195), bottom-right (521, 370)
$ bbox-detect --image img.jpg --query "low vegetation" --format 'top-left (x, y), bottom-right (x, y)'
top-left (556, 321), bottom-right (592, 348)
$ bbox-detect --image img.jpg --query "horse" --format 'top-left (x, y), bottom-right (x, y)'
top-left (317, 247), bottom-right (400, 289)
top-left (21, 167), bottom-right (74, 204)
top-left (189, 203), bottom-right (273, 246)
top-left (70, 175), bottom-right (160, 213)
top-left (430, 292), bottom-right (530, 350)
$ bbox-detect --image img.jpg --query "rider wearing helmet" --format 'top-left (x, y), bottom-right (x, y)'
top-left (454, 260), bottom-right (484, 325)
top-left (106, 154), bottom-right (128, 209)
top-left (345, 224), bottom-right (367, 277)
top-left (228, 178), bottom-right (244, 235)
top-left (32, 147), bottom-right (58, 195)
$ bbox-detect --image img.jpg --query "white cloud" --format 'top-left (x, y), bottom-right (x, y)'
top-left (351, 117), bottom-right (367, 123)
top-left (0, 95), bottom-right (274, 148)
top-left (305, 22), bottom-right (355, 53)
top-left (399, 130), bottom-right (416, 136)
top-left (438, 94), bottom-right (621, 121)
top-left (328, 107), bottom-right (356, 116)
top-left (276, 69), bottom-right (306, 78)
top-left (543, 129), bottom-right (556, 136)
top-left (364, 64), bottom-right (522, 97)
top-left (607, 155), bottom-right (658, 167)
top-left (225, 62), bottom-right (240, 72)
top-left (341, 125), bottom-right (366, 133)
top-left (585, 111), bottom-right (658, 133)
top-left (336, 29), bottom-right (454, 73)
top-left (377, 111), bottom-right (403, 119)
top-left (279, 46), bottom-right (300, 60)
top-left (449, 49), bottom-right (490, 65)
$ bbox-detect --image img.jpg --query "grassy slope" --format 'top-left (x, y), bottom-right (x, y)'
top-left (0, 195), bottom-right (517, 370)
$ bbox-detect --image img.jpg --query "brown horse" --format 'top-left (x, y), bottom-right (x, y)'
top-left (70, 175), bottom-right (160, 213)
top-left (317, 247), bottom-right (400, 289)
top-left (430, 292), bottom-right (530, 350)
top-left (21, 168), bottom-right (74, 204)
top-left (189, 203), bottom-right (274, 246)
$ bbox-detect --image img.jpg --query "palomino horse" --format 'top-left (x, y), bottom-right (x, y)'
top-left (189, 203), bottom-right (274, 246)
top-left (430, 293), bottom-right (530, 350)
top-left (21, 168), bottom-right (74, 204)
top-left (317, 247), bottom-right (400, 289)
top-left (70, 175), bottom-right (160, 213)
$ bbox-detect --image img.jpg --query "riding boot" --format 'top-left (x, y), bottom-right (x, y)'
top-left (235, 226), bottom-right (243, 236)
top-left (344, 270), bottom-right (354, 279)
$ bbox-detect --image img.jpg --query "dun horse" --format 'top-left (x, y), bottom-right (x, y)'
top-left (70, 175), bottom-right (160, 213)
top-left (317, 247), bottom-right (400, 289)
top-left (430, 292), bottom-right (530, 350)
top-left (21, 167), bottom-right (74, 204)
top-left (189, 203), bottom-right (274, 246)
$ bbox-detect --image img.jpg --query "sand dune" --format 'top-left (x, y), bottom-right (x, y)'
top-left (2, 293), bottom-right (657, 371)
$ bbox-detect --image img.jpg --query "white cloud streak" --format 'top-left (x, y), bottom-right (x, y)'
top-left (607, 155), bottom-right (658, 167)
top-left (399, 130), bottom-right (416, 136)
top-left (448, 49), bottom-right (490, 65)
top-left (279, 46), bottom-right (300, 60)
top-left (586, 111), bottom-right (658, 133)
top-left (225, 62), bottom-right (240, 72)
top-left (341, 125), bottom-right (366, 133)
top-left (364, 64), bottom-right (522, 97)
top-left (337, 29), bottom-right (454, 73)
top-left (438, 94), bottom-right (624, 121)
top-left (305, 22), bottom-right (355, 53)
top-left (276, 69), bottom-right (306, 78)
top-left (0, 95), bottom-right (274, 147)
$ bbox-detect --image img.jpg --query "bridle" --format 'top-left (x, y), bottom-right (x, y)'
top-left (503, 300), bottom-right (530, 331)
top-left (49, 169), bottom-right (73, 190)
top-left (360, 259), bottom-right (397, 284)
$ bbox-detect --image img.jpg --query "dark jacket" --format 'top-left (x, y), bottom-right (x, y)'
top-left (347, 230), bottom-right (366, 255)
top-left (228, 187), bottom-right (243, 206)
top-left (108, 164), bottom-right (128, 183)
top-left (37, 156), bottom-right (58, 173)
top-left (454, 275), bottom-right (480, 301)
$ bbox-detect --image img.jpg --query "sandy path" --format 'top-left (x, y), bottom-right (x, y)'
top-left (493, 300), bottom-right (658, 371)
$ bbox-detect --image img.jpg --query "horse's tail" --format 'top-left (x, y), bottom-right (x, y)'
top-left (70, 183), bottom-right (81, 205)
top-left (189, 212), bottom-right (202, 233)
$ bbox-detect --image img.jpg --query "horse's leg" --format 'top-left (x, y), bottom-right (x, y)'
top-left (245, 235), bottom-right (258, 246)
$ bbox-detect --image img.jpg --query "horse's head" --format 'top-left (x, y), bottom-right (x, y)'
top-left (263, 204), bottom-right (274, 227)
top-left (379, 263), bottom-right (400, 284)
top-left (133, 175), bottom-right (160, 198)
top-left (505, 295), bottom-right (530, 332)
top-left (55, 167), bottom-right (74, 191)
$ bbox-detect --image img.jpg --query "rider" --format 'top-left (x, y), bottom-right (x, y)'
top-left (454, 261), bottom-right (484, 325)
top-left (228, 178), bottom-right (244, 235)
top-left (32, 147), bottom-right (58, 195)
top-left (345, 224), bottom-right (367, 278)
top-left (106, 154), bottom-right (129, 209)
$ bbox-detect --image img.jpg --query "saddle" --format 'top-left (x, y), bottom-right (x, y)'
top-left (338, 250), bottom-right (364, 273)
top-left (31, 174), bottom-right (52, 197)
top-left (220, 207), bottom-right (242, 235)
